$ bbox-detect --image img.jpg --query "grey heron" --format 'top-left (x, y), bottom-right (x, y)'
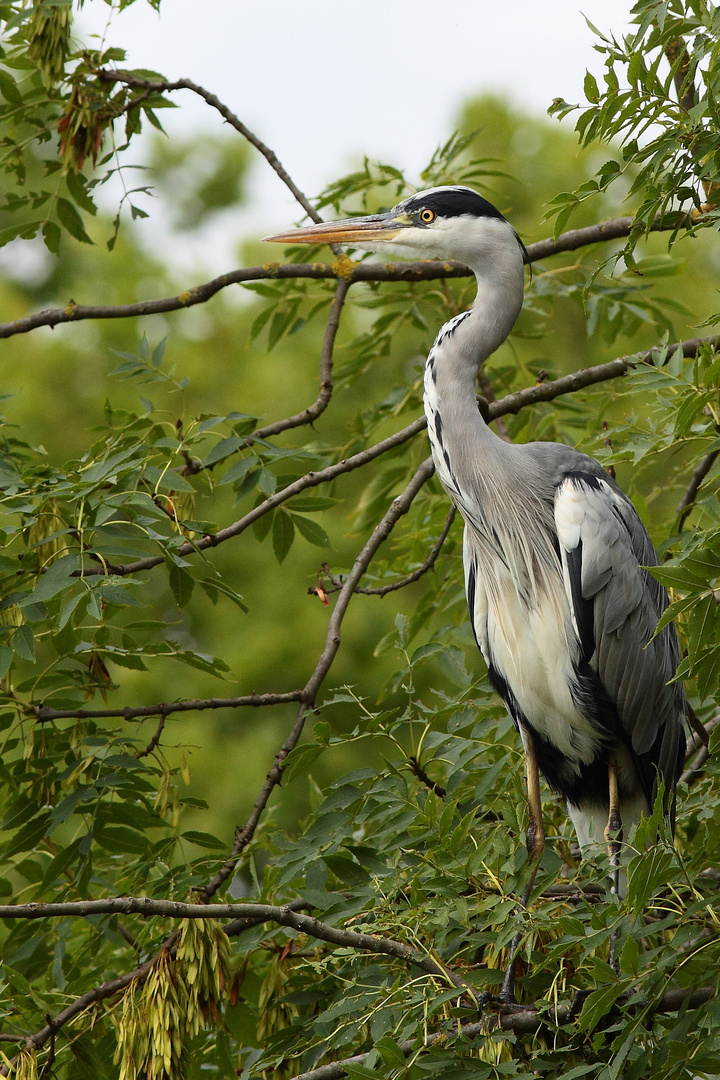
top-left (266, 186), bottom-right (687, 903)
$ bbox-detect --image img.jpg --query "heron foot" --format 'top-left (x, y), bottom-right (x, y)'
top-left (525, 817), bottom-right (545, 862)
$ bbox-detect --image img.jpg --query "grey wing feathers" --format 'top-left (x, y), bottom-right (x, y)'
top-left (554, 471), bottom-right (686, 808)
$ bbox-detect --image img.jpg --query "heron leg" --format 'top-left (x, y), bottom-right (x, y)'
top-left (498, 735), bottom-right (545, 1004)
top-left (524, 735), bottom-right (546, 864)
top-left (604, 752), bottom-right (623, 972)
top-left (604, 752), bottom-right (623, 892)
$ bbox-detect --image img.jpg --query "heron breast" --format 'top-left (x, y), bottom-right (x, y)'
top-left (467, 547), bottom-right (604, 767)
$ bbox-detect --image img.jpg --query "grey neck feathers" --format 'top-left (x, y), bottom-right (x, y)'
top-left (424, 234), bottom-right (525, 445)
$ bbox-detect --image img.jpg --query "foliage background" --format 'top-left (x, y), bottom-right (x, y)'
top-left (0, 1), bottom-right (719, 1078)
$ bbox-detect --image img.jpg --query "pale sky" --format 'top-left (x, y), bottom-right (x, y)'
top-left (71, 1), bottom-right (633, 270)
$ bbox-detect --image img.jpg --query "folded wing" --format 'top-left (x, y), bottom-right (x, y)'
top-left (554, 470), bottom-right (686, 812)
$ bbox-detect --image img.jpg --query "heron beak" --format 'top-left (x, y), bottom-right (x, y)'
top-left (264, 212), bottom-right (407, 246)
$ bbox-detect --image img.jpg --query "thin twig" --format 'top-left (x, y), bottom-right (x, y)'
top-left (135, 714), bottom-right (167, 759)
top-left (355, 506), bottom-right (456, 595)
top-left (676, 448), bottom-right (719, 528)
top-left (407, 756), bottom-right (447, 798)
top-left (0, 216), bottom-right (680, 341)
top-left (316, 506), bottom-right (457, 599)
top-left (36, 691), bottom-right (305, 724)
top-left (254, 278), bottom-right (349, 439)
top-left (97, 71), bottom-right (321, 225)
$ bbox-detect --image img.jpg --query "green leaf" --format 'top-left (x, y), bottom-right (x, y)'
top-left (168, 563), bottom-right (194, 608)
top-left (577, 982), bottom-right (625, 1031)
top-left (0, 221), bottom-right (43, 248)
top-left (20, 555), bottom-right (81, 607)
top-left (584, 70), bottom-right (600, 102)
top-left (56, 198), bottom-right (94, 244)
top-left (0, 69), bottom-right (22, 104)
top-left (12, 624), bottom-right (34, 662)
top-left (0, 647), bottom-right (12, 680)
top-left (42, 220), bottom-right (61, 254)
top-left (290, 513), bottom-right (330, 548)
top-left (272, 510), bottom-right (295, 563)
top-left (181, 830), bottom-right (225, 849)
top-left (198, 577), bottom-right (248, 612)
top-left (218, 456), bottom-right (258, 486)
top-left (204, 436), bottom-right (245, 467)
top-left (65, 171), bottom-right (98, 216)
top-left (322, 854), bottom-right (369, 887)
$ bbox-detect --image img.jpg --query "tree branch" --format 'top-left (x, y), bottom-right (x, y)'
top-left (0, 216), bottom-right (677, 341)
top-left (0, 896), bottom-right (479, 1004)
top-left (681, 713), bottom-right (720, 785)
top-left (72, 417), bottom-right (427, 580)
top-left (316, 505), bottom-right (457, 599)
top-left (0, 956), bottom-right (157, 1075)
top-left (291, 986), bottom-right (714, 1080)
top-left (254, 278), bottom-right (349, 439)
top-left (97, 71), bottom-right (322, 225)
top-left (676, 448), bottom-right (719, 528)
top-left (59, 335), bottom-right (716, 588)
top-left (135, 714), bottom-right (166, 759)
top-left (35, 691), bottom-right (305, 724)
top-left (201, 457), bottom-right (437, 898)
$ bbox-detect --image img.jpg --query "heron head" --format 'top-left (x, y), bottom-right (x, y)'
top-left (264, 185), bottom-right (527, 270)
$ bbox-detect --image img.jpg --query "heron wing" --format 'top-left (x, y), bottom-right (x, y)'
top-left (554, 470), bottom-right (685, 806)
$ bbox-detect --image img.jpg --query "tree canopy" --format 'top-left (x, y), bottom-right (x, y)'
top-left (0, 1), bottom-right (719, 1078)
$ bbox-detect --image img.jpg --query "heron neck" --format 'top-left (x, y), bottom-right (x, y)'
top-left (424, 256), bottom-right (525, 441)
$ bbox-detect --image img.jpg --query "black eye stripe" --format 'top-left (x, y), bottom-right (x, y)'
top-left (398, 187), bottom-right (507, 222)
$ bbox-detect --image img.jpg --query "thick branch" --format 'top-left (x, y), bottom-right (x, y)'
top-left (0, 896), bottom-right (477, 1002)
top-left (292, 986), bottom-right (714, 1080)
top-left (74, 417), bottom-right (427, 580)
top-left (0, 217), bottom-right (676, 341)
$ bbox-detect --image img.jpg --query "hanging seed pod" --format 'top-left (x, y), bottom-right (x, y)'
top-left (57, 76), bottom-right (117, 173)
top-left (172, 491), bottom-right (196, 536)
top-left (113, 926), bottom-right (231, 1080)
top-left (13, 1048), bottom-right (39, 1080)
top-left (27, 0), bottom-right (71, 88)
top-left (176, 917), bottom-right (231, 1029)
top-left (26, 499), bottom-right (70, 566)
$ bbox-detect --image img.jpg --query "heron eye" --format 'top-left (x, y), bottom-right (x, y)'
top-left (420, 209), bottom-right (435, 224)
